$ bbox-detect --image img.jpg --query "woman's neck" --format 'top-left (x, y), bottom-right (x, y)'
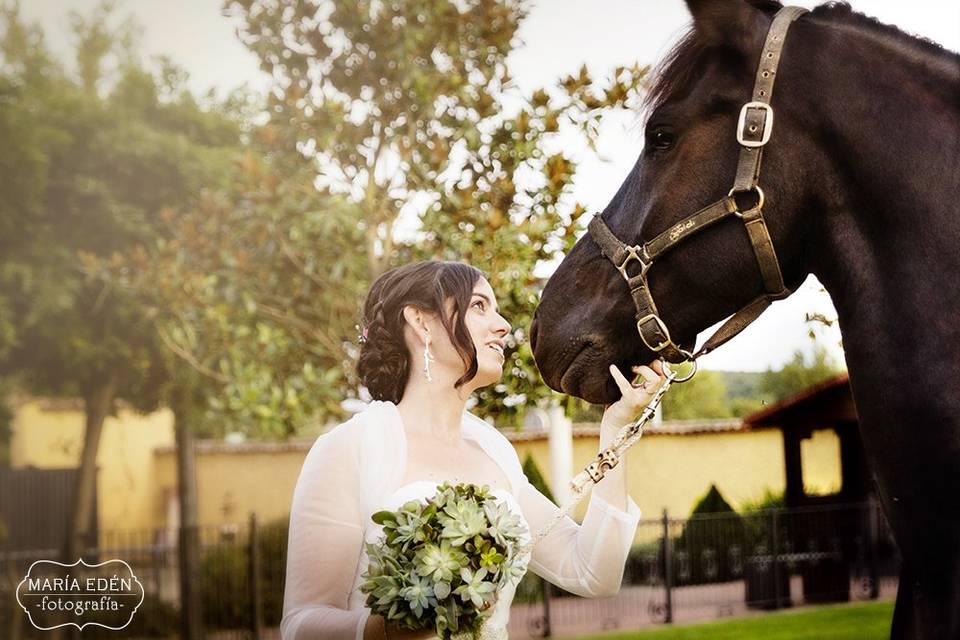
top-left (395, 375), bottom-right (474, 446)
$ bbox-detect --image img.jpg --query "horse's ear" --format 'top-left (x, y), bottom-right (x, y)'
top-left (684, 0), bottom-right (770, 55)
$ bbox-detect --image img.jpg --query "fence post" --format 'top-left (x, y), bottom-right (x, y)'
top-left (178, 523), bottom-right (203, 640)
top-left (540, 577), bottom-right (552, 638)
top-left (770, 509), bottom-right (781, 610)
top-left (867, 497), bottom-right (880, 599)
top-left (249, 513), bottom-right (263, 640)
top-left (662, 509), bottom-right (673, 624)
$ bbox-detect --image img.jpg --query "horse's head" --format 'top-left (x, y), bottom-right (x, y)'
top-left (532, 0), bottom-right (820, 404)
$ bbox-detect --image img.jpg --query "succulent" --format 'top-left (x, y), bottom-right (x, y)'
top-left (360, 482), bottom-right (530, 639)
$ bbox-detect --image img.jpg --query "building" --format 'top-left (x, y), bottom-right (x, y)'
top-left (3, 390), bottom-right (845, 544)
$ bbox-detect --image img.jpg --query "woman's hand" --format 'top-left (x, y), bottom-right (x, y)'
top-left (365, 614), bottom-right (435, 640)
top-left (602, 360), bottom-right (667, 426)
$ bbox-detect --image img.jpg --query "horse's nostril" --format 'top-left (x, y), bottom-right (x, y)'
top-left (529, 316), bottom-right (540, 352)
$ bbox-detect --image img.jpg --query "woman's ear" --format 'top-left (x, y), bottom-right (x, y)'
top-left (402, 305), bottom-right (431, 344)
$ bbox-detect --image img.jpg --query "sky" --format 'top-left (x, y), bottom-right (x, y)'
top-left (21, 1), bottom-right (960, 371)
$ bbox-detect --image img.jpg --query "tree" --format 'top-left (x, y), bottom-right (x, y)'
top-left (98, 0), bottom-right (648, 437)
top-left (0, 2), bottom-right (244, 606)
top-left (759, 344), bottom-right (843, 403)
top-left (662, 369), bottom-right (733, 420)
top-left (521, 453), bottom-right (555, 505)
top-left (676, 484), bottom-right (745, 584)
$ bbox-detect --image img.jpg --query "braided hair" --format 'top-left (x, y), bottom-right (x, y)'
top-left (356, 261), bottom-right (484, 403)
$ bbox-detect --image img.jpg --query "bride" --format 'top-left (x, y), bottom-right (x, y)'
top-left (281, 260), bottom-right (665, 639)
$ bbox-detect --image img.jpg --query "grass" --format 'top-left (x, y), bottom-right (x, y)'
top-left (565, 600), bottom-right (894, 640)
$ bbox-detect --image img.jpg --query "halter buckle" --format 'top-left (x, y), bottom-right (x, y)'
top-left (737, 101), bottom-right (774, 148)
top-left (616, 245), bottom-right (651, 281)
top-left (636, 313), bottom-right (674, 352)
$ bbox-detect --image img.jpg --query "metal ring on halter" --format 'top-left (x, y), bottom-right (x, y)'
top-left (728, 184), bottom-right (765, 215)
top-left (663, 351), bottom-right (698, 383)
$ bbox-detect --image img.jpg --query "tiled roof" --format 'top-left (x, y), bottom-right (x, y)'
top-left (502, 418), bottom-right (748, 442)
top-left (154, 418), bottom-right (751, 454)
top-left (743, 372), bottom-right (851, 426)
top-left (154, 439), bottom-right (317, 455)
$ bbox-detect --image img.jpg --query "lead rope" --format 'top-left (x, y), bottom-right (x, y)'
top-left (472, 363), bottom-right (692, 640)
top-left (519, 360), bottom-right (690, 556)
top-left (473, 364), bottom-right (687, 640)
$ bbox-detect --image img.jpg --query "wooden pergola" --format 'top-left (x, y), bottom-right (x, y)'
top-left (744, 372), bottom-right (872, 507)
top-left (743, 372), bottom-right (885, 604)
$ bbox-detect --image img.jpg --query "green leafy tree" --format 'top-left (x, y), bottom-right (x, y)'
top-left (662, 369), bottom-right (733, 420)
top-left (0, 0), bottom-right (244, 580)
top-left (729, 396), bottom-right (764, 418)
top-left (689, 484), bottom-right (736, 516)
top-left (676, 484), bottom-right (745, 585)
top-left (521, 453), bottom-right (555, 505)
top-left (759, 344), bottom-right (843, 403)
top-left (99, 0), bottom-right (649, 437)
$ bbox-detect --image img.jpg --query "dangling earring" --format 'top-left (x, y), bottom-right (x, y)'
top-left (423, 340), bottom-right (436, 382)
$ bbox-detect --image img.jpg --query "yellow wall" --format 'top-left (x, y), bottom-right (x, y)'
top-left (801, 428), bottom-right (843, 495)
top-left (513, 427), bottom-right (842, 528)
top-left (9, 396), bottom-right (843, 545)
top-left (9, 398), bottom-right (175, 534)
top-left (153, 446), bottom-right (307, 530)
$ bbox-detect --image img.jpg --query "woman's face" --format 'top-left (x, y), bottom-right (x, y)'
top-left (425, 277), bottom-right (510, 391)
top-left (462, 277), bottom-right (511, 389)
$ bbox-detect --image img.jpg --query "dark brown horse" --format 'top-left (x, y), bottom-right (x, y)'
top-left (529, 1), bottom-right (959, 637)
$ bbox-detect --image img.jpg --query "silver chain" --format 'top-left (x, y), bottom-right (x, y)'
top-left (518, 363), bottom-right (685, 555)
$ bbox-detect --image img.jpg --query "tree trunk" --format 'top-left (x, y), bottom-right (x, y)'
top-left (175, 410), bottom-right (204, 640)
top-left (64, 372), bottom-right (118, 563)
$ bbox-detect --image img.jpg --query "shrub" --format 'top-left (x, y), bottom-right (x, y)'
top-left (0, 590), bottom-right (178, 639)
top-left (521, 453), bottom-right (555, 505)
top-left (674, 485), bottom-right (747, 585)
top-left (623, 538), bottom-right (664, 586)
top-left (739, 489), bottom-right (786, 552)
top-left (512, 571), bottom-right (546, 604)
top-left (200, 517), bottom-right (288, 630)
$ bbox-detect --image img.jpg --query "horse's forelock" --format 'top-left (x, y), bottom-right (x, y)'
top-left (641, 28), bottom-right (705, 116)
top-left (643, 1), bottom-right (788, 117)
top-left (645, 0), bottom-right (953, 119)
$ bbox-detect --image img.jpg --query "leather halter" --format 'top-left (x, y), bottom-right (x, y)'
top-left (588, 6), bottom-right (807, 365)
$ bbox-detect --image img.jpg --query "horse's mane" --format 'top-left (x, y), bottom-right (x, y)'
top-left (644, 1), bottom-right (959, 114)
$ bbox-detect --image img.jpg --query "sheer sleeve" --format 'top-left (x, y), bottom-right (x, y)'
top-left (519, 476), bottom-right (641, 598)
top-left (281, 418), bottom-right (371, 640)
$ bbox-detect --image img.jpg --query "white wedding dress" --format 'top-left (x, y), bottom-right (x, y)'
top-left (280, 400), bottom-right (641, 640)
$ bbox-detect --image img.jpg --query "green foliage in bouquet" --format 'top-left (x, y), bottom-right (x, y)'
top-left (361, 482), bottom-right (529, 639)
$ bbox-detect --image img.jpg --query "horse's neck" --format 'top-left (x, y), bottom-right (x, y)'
top-left (799, 12), bottom-right (959, 223)
top-left (800, 14), bottom-right (960, 406)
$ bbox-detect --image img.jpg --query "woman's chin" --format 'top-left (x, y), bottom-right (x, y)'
top-left (475, 362), bottom-right (504, 386)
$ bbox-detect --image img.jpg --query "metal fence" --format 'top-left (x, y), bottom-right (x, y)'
top-left (507, 500), bottom-right (900, 639)
top-left (0, 467), bottom-right (97, 554)
top-left (0, 502), bottom-right (899, 639)
top-left (0, 515), bottom-right (284, 640)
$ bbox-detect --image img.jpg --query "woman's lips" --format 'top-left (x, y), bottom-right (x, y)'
top-left (487, 343), bottom-right (504, 358)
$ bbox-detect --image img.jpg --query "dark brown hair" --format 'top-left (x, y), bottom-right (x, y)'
top-left (356, 261), bottom-right (485, 403)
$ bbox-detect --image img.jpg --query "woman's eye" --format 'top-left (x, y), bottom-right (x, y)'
top-left (473, 300), bottom-right (485, 311)
top-left (647, 128), bottom-right (675, 151)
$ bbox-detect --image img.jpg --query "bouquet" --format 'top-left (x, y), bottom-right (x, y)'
top-left (360, 482), bottom-right (529, 639)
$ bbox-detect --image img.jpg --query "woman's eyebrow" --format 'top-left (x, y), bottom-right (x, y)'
top-left (472, 293), bottom-right (500, 313)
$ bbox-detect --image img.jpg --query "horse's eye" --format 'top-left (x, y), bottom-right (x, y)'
top-left (648, 129), bottom-right (675, 151)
